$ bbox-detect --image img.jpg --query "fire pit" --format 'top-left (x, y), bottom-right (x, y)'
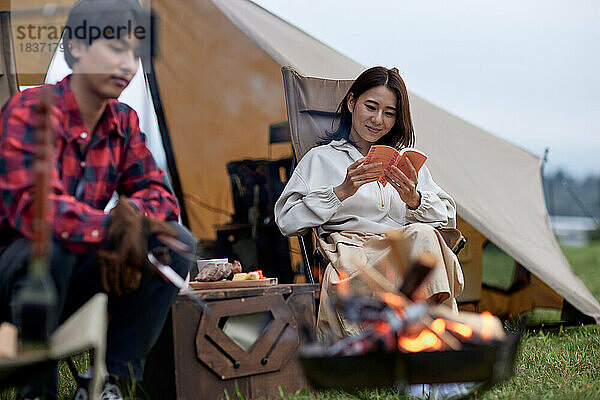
top-left (298, 241), bottom-right (521, 393)
top-left (300, 332), bottom-right (519, 390)
top-left (299, 292), bottom-right (520, 390)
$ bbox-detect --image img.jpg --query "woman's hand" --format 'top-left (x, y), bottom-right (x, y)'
top-left (333, 158), bottom-right (382, 202)
top-left (385, 159), bottom-right (421, 209)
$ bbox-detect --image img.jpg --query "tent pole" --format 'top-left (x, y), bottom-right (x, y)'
top-left (143, 12), bottom-right (189, 227)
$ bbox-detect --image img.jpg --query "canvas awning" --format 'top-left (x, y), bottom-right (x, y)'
top-left (153, 0), bottom-right (600, 322)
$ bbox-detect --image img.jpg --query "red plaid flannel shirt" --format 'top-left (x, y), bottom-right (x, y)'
top-left (0, 76), bottom-right (180, 252)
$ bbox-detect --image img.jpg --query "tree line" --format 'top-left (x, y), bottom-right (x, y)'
top-left (543, 171), bottom-right (600, 218)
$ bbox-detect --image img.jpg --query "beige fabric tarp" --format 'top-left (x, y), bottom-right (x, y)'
top-left (152, 0), bottom-right (289, 236)
top-left (280, 66), bottom-right (599, 322)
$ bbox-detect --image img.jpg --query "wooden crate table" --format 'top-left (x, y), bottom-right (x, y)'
top-left (144, 284), bottom-right (319, 399)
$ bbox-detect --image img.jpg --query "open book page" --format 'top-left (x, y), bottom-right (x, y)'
top-left (364, 145), bottom-right (428, 186)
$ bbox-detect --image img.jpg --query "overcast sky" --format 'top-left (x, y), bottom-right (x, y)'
top-left (253, 0), bottom-right (599, 179)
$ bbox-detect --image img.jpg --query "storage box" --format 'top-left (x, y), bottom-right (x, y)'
top-left (144, 284), bottom-right (318, 399)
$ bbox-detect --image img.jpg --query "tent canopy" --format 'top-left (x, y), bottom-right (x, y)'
top-left (10, 0), bottom-right (597, 322)
top-left (151, 0), bottom-right (600, 323)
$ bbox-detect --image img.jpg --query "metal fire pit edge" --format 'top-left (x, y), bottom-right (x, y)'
top-left (299, 332), bottom-right (520, 390)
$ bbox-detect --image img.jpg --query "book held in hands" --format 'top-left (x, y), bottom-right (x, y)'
top-left (364, 145), bottom-right (428, 186)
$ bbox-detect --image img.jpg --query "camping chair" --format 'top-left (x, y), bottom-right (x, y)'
top-left (0, 293), bottom-right (108, 399)
top-left (281, 66), bottom-right (466, 284)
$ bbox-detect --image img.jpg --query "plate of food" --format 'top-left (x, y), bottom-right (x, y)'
top-left (190, 259), bottom-right (277, 290)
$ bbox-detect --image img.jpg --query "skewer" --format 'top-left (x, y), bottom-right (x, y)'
top-left (149, 236), bottom-right (210, 312)
top-left (354, 260), bottom-right (398, 295)
top-left (385, 229), bottom-right (410, 276)
top-left (156, 234), bottom-right (195, 259)
top-left (147, 252), bottom-right (208, 312)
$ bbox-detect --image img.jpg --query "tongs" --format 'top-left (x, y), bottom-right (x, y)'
top-left (147, 234), bottom-right (208, 311)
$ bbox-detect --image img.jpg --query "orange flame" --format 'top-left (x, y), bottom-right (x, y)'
top-left (372, 320), bottom-right (391, 334)
top-left (398, 329), bottom-right (443, 352)
top-left (380, 292), bottom-right (408, 310)
top-left (335, 270), bottom-right (351, 297)
top-left (446, 321), bottom-right (473, 338)
top-left (431, 318), bottom-right (446, 335)
top-left (480, 311), bottom-right (494, 341)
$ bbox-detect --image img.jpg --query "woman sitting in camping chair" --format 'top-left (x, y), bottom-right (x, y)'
top-left (274, 66), bottom-right (464, 341)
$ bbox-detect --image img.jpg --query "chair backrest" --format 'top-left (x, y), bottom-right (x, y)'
top-left (281, 66), bottom-right (353, 161)
top-left (282, 66), bottom-right (356, 283)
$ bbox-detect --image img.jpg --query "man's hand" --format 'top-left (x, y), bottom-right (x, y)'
top-left (97, 196), bottom-right (178, 295)
top-left (97, 248), bottom-right (142, 296)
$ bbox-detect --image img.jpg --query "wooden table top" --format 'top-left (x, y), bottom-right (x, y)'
top-left (178, 283), bottom-right (320, 301)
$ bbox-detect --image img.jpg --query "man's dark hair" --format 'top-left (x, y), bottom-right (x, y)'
top-left (63, 0), bottom-right (145, 68)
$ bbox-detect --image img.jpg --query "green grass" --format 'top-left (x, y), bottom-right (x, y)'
top-left (481, 242), bottom-right (518, 290)
top-left (562, 243), bottom-right (600, 300)
top-left (476, 325), bottom-right (600, 400)
top-left (3, 243), bottom-right (600, 399)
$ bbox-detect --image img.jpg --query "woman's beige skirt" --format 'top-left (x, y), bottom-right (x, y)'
top-left (316, 223), bottom-right (464, 341)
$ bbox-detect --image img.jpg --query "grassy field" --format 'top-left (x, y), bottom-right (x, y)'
top-left (2, 243), bottom-right (600, 399)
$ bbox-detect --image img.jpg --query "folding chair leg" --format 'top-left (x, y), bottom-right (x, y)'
top-left (298, 235), bottom-right (314, 284)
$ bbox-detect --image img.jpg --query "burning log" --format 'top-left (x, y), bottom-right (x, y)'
top-left (417, 316), bottom-right (463, 351)
top-left (399, 252), bottom-right (436, 299)
top-left (325, 301), bottom-right (429, 356)
top-left (386, 229), bottom-right (410, 276)
top-left (344, 250), bottom-right (436, 305)
top-left (353, 261), bottom-right (397, 295)
top-left (321, 227), bottom-right (504, 354)
top-left (429, 306), bottom-right (506, 342)
top-left (350, 251), bottom-right (464, 351)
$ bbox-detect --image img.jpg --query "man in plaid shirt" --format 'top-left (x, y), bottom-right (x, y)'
top-left (0, 0), bottom-right (195, 397)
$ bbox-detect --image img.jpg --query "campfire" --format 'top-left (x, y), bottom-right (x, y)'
top-left (299, 235), bottom-right (520, 390)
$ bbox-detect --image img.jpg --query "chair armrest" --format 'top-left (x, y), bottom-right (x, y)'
top-left (437, 228), bottom-right (467, 255)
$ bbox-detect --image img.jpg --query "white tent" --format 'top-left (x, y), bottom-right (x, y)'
top-left (198, 0), bottom-right (599, 322)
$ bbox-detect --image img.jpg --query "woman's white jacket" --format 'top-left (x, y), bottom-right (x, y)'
top-left (275, 139), bottom-right (456, 237)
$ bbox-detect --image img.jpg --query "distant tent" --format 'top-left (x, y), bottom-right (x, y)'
top-left (20, 0), bottom-right (600, 323)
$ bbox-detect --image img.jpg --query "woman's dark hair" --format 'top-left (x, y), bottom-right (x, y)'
top-left (323, 66), bottom-right (415, 149)
top-left (63, 0), bottom-right (145, 68)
